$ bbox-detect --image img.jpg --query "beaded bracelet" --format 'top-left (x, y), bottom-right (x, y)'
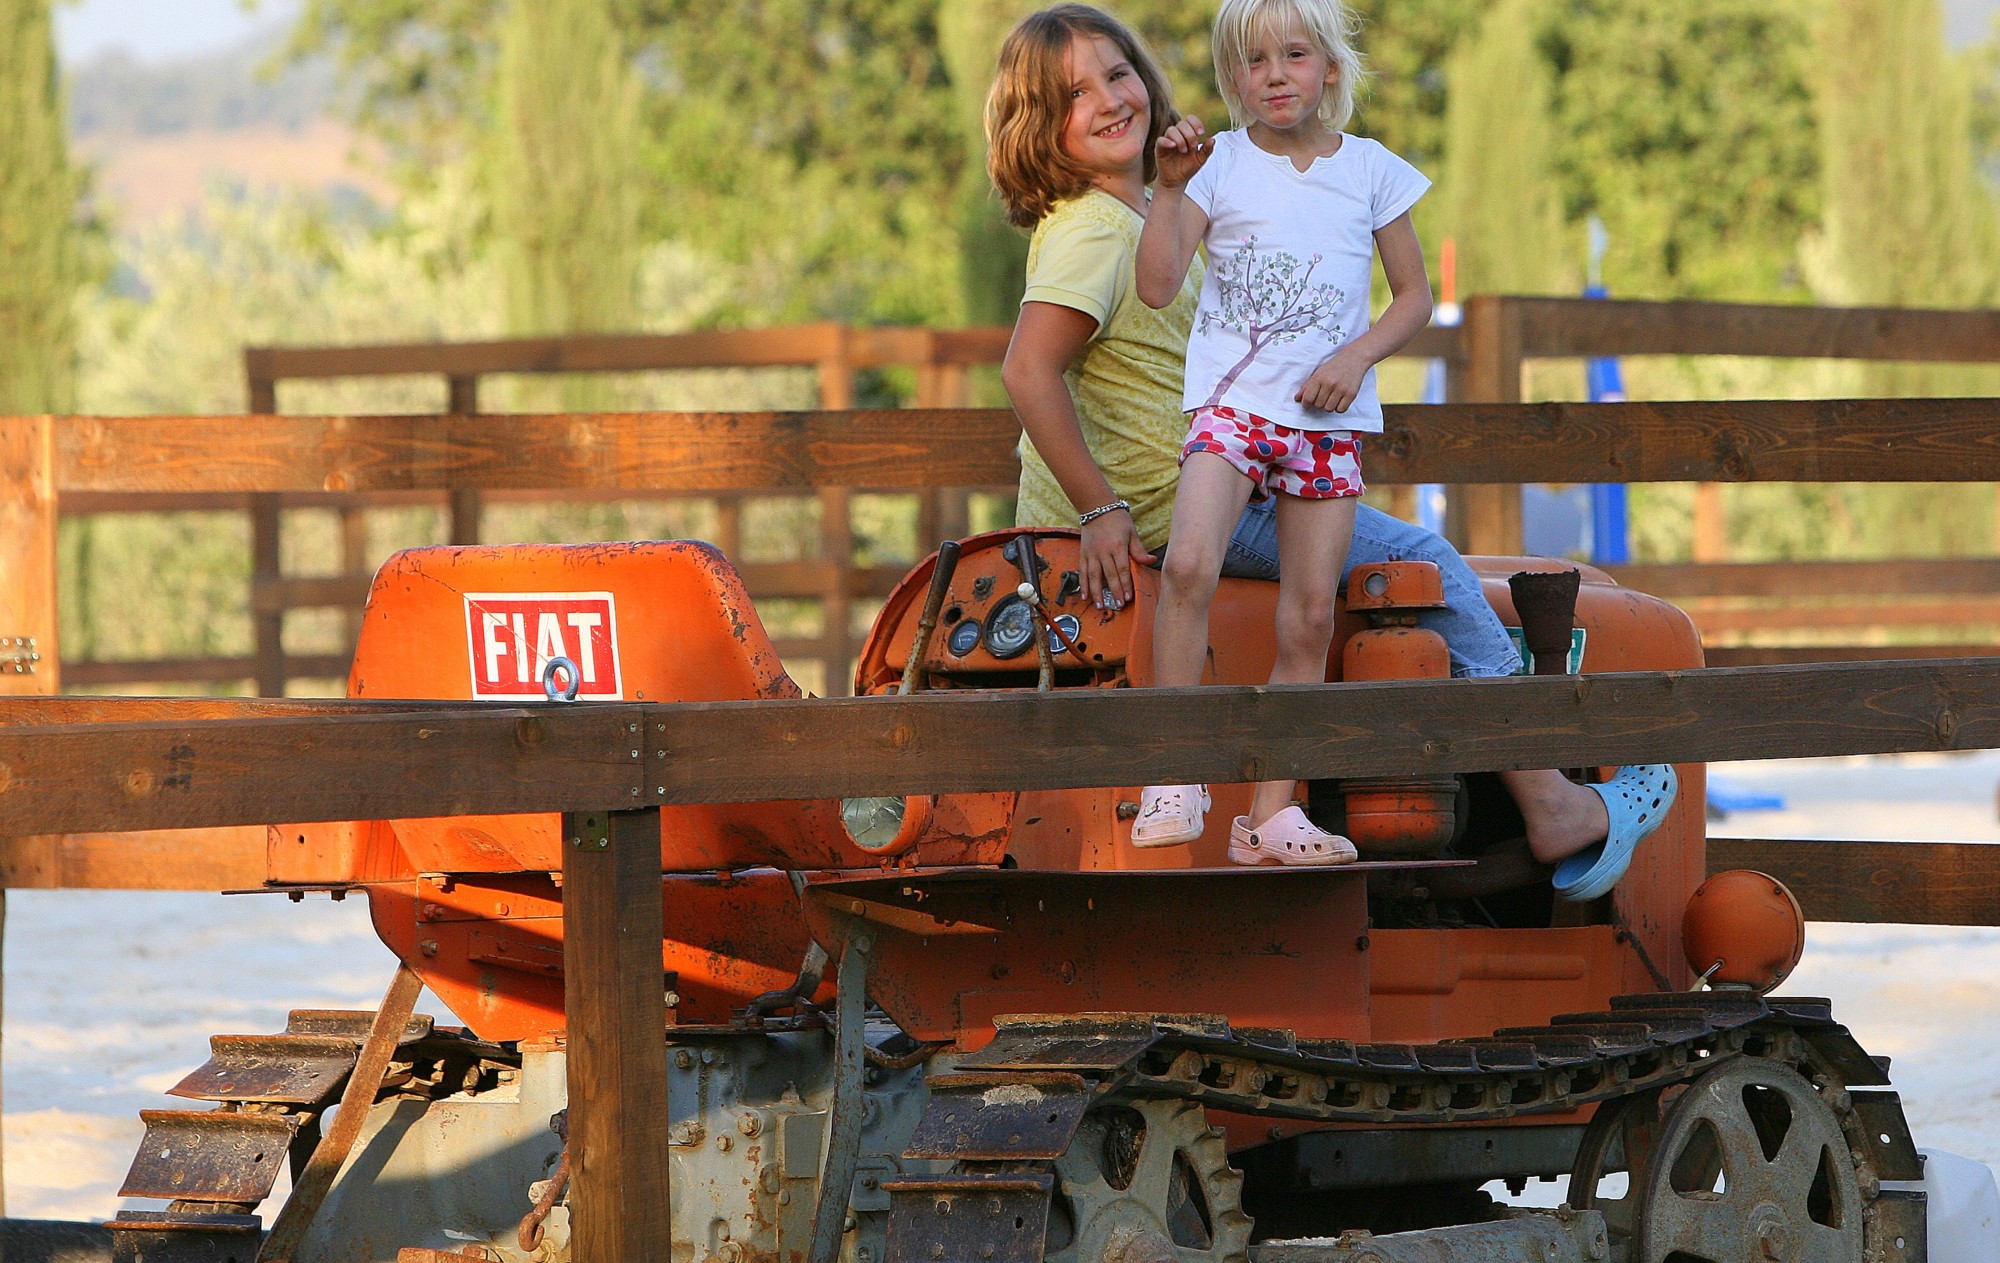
top-left (1077, 498), bottom-right (1131, 527)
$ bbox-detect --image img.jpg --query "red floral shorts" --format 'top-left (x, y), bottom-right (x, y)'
top-left (1179, 406), bottom-right (1365, 501)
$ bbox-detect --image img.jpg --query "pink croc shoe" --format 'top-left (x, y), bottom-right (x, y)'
top-left (1228, 806), bottom-right (1357, 866)
top-left (1131, 784), bottom-right (1211, 847)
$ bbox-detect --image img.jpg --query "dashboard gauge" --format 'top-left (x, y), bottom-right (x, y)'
top-left (1048, 614), bottom-right (1081, 651)
top-left (983, 594), bottom-right (1036, 659)
top-left (946, 618), bottom-right (982, 657)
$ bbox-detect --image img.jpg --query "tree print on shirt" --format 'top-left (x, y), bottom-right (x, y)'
top-left (1198, 236), bottom-right (1346, 408)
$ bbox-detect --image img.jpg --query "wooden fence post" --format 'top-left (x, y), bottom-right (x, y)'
top-left (563, 806), bottom-right (672, 1263)
top-left (0, 411), bottom-right (56, 1214)
top-left (1693, 483), bottom-right (1728, 562)
top-left (246, 371), bottom-right (287, 696)
top-left (1448, 296), bottom-right (1526, 555)
top-left (446, 375), bottom-right (483, 546)
top-left (819, 331), bottom-right (856, 695)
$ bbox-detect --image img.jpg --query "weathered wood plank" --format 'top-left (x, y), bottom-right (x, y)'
top-left (0, 697), bottom-right (435, 726)
top-left (1702, 645), bottom-right (1999, 666)
top-left (643, 659), bottom-right (2000, 804)
top-left (1, 827), bottom-right (267, 889)
top-left (8, 660), bottom-right (2000, 832)
top-left (0, 706), bottom-right (645, 835)
top-left (1512, 297), bottom-right (2000, 363)
top-left (58, 654), bottom-right (354, 688)
top-left (1689, 599), bottom-right (2000, 634)
top-left (52, 410), bottom-right (1025, 493)
top-left (243, 323), bottom-right (1443, 381)
top-left (564, 807), bottom-right (673, 1263)
top-left (1609, 559), bottom-right (2000, 599)
top-left (246, 324), bottom-right (852, 379)
top-left (1366, 398), bottom-right (2000, 484)
top-left (252, 574), bottom-right (375, 617)
top-left (46, 399), bottom-right (2000, 495)
top-left (0, 415), bottom-right (57, 696)
top-left (1707, 837), bottom-right (2000, 925)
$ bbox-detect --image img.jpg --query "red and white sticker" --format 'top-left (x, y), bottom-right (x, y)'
top-left (463, 592), bottom-right (623, 700)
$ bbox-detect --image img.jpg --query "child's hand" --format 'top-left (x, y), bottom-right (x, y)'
top-left (1080, 507), bottom-right (1155, 610)
top-left (1296, 346), bottom-right (1371, 413)
top-left (1154, 116), bottom-right (1213, 189)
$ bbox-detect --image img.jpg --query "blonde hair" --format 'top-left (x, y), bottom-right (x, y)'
top-left (985, 4), bottom-right (1178, 228)
top-left (1213, 0), bottom-right (1367, 132)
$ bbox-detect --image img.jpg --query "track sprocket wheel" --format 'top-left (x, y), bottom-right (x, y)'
top-left (1042, 1099), bottom-right (1251, 1263)
top-left (1571, 1057), bottom-right (1867, 1263)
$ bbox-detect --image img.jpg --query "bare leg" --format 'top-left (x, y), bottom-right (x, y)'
top-left (1152, 453), bottom-right (1255, 688)
top-left (1247, 493), bottom-right (1356, 828)
top-left (1500, 768), bottom-right (1612, 864)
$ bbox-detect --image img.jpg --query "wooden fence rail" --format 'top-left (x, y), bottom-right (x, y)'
top-left (0, 658), bottom-right (1985, 821)
top-left (13, 397), bottom-right (2000, 702)
top-left (46, 298), bottom-right (2000, 694)
top-left (2, 658), bottom-right (1999, 915)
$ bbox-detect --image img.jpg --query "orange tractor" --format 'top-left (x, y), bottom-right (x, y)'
top-left (106, 532), bottom-right (1925, 1263)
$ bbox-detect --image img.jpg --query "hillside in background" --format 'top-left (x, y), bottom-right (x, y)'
top-left (65, 29), bottom-right (390, 223)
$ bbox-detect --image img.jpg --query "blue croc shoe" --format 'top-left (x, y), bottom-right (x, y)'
top-left (1552, 764), bottom-right (1679, 903)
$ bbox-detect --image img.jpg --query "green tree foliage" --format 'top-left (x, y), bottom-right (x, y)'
top-left (1809, 0), bottom-right (2000, 314)
top-left (1542, 0), bottom-right (1820, 300)
top-left (1437, 0), bottom-right (1568, 294)
top-left (938, 0), bottom-right (1034, 326)
top-left (626, 0), bottom-right (965, 324)
top-left (289, 0), bottom-right (503, 173)
top-left (0, 0), bottom-right (83, 411)
top-left (487, 0), bottom-right (643, 341)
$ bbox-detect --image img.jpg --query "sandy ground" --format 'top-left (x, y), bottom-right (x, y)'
top-left (8, 751), bottom-right (2000, 1220)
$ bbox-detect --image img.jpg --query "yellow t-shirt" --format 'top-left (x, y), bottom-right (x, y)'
top-left (1013, 189), bottom-right (1202, 553)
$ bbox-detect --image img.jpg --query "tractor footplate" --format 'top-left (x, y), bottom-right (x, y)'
top-left (883, 1172), bottom-right (1054, 1263)
top-left (906, 1072), bottom-right (1093, 1160)
top-left (1852, 1089), bottom-right (1925, 1180)
top-left (105, 1208), bottom-right (263, 1263)
top-left (168, 1034), bottom-right (360, 1106)
top-left (285, 1007), bottom-right (434, 1043)
top-left (119, 1110), bottom-right (299, 1204)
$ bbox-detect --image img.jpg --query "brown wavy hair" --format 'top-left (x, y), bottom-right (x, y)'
top-left (985, 5), bottom-right (1177, 228)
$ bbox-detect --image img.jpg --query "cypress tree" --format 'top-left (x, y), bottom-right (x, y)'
top-left (0, 0), bottom-right (81, 412)
top-left (487, 0), bottom-right (643, 348)
top-left (938, 0), bottom-right (1035, 327)
top-left (1438, 0), bottom-right (1569, 295)
top-left (1811, 0), bottom-right (2000, 318)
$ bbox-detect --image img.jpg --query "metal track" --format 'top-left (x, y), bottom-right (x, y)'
top-left (893, 991), bottom-right (1918, 1262)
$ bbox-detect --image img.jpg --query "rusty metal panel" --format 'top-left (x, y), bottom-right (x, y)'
top-left (1801, 1024), bottom-right (1894, 1087)
top-left (1851, 1090), bottom-right (1925, 1181)
top-left (1609, 991), bottom-right (1768, 1028)
top-left (106, 1209), bottom-right (263, 1263)
top-left (959, 1014), bottom-right (1165, 1071)
top-left (1873, 1190), bottom-right (1927, 1263)
top-left (905, 1072), bottom-right (1092, 1161)
top-left (884, 1172), bottom-right (1053, 1263)
top-left (286, 1008), bottom-right (433, 1043)
top-left (168, 1035), bottom-right (356, 1105)
top-left (804, 869), bottom-right (1373, 1045)
top-left (119, 1110), bottom-right (299, 1203)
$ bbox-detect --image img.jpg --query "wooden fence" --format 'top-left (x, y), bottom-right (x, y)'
top-left (8, 393), bottom-right (2000, 887)
top-left (51, 298), bottom-right (2000, 696)
top-left (7, 394), bottom-right (2000, 1254)
top-left (62, 323), bottom-right (1015, 696)
top-left (1455, 296), bottom-right (2000, 665)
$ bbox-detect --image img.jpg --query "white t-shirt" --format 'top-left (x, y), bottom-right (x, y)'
top-left (1181, 130), bottom-right (1430, 433)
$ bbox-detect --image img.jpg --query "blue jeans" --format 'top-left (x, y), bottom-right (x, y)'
top-left (1221, 499), bottom-right (1523, 679)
